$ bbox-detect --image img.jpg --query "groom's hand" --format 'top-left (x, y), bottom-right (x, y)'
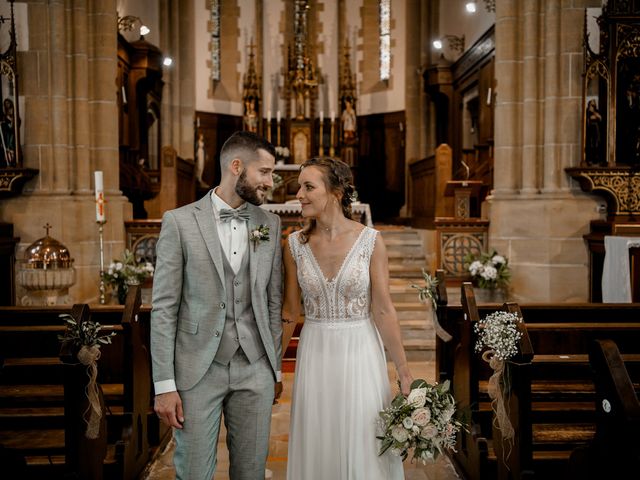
top-left (273, 381), bottom-right (283, 404)
top-left (155, 391), bottom-right (184, 429)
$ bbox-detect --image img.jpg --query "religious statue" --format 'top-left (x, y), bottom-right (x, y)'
top-left (291, 56), bottom-right (318, 120)
top-left (195, 133), bottom-right (209, 188)
top-left (243, 97), bottom-right (258, 133)
top-left (0, 98), bottom-right (17, 167)
top-left (585, 99), bottom-right (603, 165)
top-left (341, 99), bottom-right (357, 144)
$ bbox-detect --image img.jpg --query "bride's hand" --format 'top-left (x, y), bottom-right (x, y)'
top-left (397, 367), bottom-right (413, 396)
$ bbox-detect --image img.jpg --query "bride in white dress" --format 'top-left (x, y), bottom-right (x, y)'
top-left (283, 157), bottom-right (413, 480)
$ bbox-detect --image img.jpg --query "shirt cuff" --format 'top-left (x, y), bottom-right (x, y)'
top-left (276, 370), bottom-right (282, 382)
top-left (154, 379), bottom-right (177, 395)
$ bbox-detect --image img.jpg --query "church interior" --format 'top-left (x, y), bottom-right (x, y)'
top-left (1, 0), bottom-right (639, 478)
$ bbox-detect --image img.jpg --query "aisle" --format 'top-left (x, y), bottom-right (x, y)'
top-left (142, 361), bottom-right (460, 480)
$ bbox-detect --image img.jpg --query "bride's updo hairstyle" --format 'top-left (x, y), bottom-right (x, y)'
top-left (299, 157), bottom-right (356, 244)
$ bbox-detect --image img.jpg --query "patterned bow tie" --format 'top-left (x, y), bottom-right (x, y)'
top-left (219, 208), bottom-right (250, 222)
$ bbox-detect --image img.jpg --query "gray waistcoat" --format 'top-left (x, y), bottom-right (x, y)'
top-left (213, 250), bottom-right (266, 365)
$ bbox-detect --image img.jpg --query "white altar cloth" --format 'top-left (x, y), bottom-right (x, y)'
top-left (602, 235), bottom-right (640, 303)
top-left (261, 201), bottom-right (373, 227)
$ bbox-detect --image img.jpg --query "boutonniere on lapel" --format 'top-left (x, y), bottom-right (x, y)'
top-left (249, 225), bottom-right (270, 252)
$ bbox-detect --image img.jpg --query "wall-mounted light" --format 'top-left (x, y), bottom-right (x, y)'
top-left (432, 35), bottom-right (465, 53)
top-left (117, 15), bottom-right (150, 38)
top-left (163, 57), bottom-right (173, 67)
top-left (465, 1), bottom-right (495, 13)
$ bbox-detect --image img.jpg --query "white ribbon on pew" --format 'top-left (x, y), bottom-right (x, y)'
top-left (482, 349), bottom-right (515, 465)
top-left (77, 345), bottom-right (103, 439)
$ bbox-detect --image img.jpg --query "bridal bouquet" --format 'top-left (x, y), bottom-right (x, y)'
top-left (378, 379), bottom-right (462, 464)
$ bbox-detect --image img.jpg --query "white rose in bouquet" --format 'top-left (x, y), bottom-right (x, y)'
top-left (407, 387), bottom-right (427, 407)
top-left (421, 424), bottom-right (439, 439)
top-left (411, 407), bottom-right (431, 427)
top-left (391, 424), bottom-right (409, 443)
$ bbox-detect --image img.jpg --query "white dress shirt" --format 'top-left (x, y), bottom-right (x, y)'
top-left (154, 189), bottom-right (280, 395)
top-left (210, 188), bottom-right (249, 273)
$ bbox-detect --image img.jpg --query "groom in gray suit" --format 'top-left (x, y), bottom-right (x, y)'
top-left (151, 131), bottom-right (283, 479)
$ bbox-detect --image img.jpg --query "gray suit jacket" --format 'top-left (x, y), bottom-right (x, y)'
top-left (150, 193), bottom-right (283, 391)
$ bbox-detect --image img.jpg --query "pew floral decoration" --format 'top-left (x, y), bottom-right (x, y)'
top-left (58, 313), bottom-right (117, 439)
top-left (474, 311), bottom-right (524, 458)
top-left (411, 269), bottom-right (439, 311)
top-left (377, 379), bottom-right (462, 464)
top-left (465, 250), bottom-right (511, 291)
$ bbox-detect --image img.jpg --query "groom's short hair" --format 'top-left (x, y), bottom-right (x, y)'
top-left (220, 131), bottom-right (275, 171)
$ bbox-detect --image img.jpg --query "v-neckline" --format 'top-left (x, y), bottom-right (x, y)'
top-left (305, 227), bottom-right (368, 284)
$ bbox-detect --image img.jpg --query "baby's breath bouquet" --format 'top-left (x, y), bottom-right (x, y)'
top-left (102, 250), bottom-right (154, 304)
top-left (474, 311), bottom-right (523, 361)
top-left (378, 379), bottom-right (462, 464)
top-left (465, 250), bottom-right (510, 290)
top-left (474, 311), bottom-right (524, 452)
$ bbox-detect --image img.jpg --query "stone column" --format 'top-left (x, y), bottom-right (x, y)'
top-left (493, 0), bottom-right (521, 194)
top-left (488, 0), bottom-right (603, 302)
top-left (160, 0), bottom-right (196, 160)
top-left (0, 0), bottom-right (131, 303)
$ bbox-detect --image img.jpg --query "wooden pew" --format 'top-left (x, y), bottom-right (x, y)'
top-left (443, 284), bottom-right (640, 479)
top-left (569, 339), bottom-right (640, 479)
top-left (0, 286), bottom-right (166, 479)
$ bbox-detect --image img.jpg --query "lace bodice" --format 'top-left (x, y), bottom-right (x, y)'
top-left (288, 227), bottom-right (378, 324)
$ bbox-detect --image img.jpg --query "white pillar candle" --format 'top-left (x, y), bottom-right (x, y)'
top-left (330, 110), bottom-right (335, 123)
top-left (320, 110), bottom-right (323, 122)
top-left (94, 171), bottom-right (105, 222)
top-left (267, 109), bottom-right (272, 120)
top-left (277, 110), bottom-right (281, 123)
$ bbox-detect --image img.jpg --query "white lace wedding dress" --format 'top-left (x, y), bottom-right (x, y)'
top-left (286, 227), bottom-right (404, 480)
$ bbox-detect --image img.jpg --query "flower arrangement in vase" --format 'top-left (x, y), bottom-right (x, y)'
top-left (102, 250), bottom-right (154, 304)
top-left (465, 250), bottom-right (511, 302)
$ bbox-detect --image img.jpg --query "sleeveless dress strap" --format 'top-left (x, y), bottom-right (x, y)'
top-left (288, 230), bottom-right (302, 263)
top-left (360, 227), bottom-right (379, 260)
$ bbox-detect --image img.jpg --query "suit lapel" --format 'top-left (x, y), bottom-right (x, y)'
top-left (248, 204), bottom-right (263, 289)
top-left (194, 193), bottom-right (226, 289)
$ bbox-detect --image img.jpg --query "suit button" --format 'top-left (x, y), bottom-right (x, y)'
top-left (235, 299), bottom-right (240, 304)
top-left (214, 331), bottom-right (220, 337)
top-left (234, 280), bottom-right (240, 286)
top-left (219, 302), bottom-right (225, 309)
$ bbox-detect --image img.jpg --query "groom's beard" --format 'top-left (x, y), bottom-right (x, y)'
top-left (235, 170), bottom-right (266, 205)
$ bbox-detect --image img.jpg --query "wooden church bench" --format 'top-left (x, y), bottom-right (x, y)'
top-left (0, 286), bottom-right (166, 479)
top-left (444, 285), bottom-right (640, 480)
top-left (569, 339), bottom-right (640, 479)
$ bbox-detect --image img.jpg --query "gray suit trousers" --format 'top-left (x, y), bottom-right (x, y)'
top-left (173, 350), bottom-right (275, 480)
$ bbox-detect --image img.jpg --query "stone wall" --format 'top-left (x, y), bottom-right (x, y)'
top-left (488, 0), bottom-right (604, 302)
top-left (0, 0), bottom-right (131, 304)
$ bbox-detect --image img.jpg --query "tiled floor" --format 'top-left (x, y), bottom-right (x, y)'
top-left (142, 361), bottom-right (461, 480)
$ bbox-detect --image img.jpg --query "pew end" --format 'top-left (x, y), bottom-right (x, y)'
top-left (569, 339), bottom-right (640, 479)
